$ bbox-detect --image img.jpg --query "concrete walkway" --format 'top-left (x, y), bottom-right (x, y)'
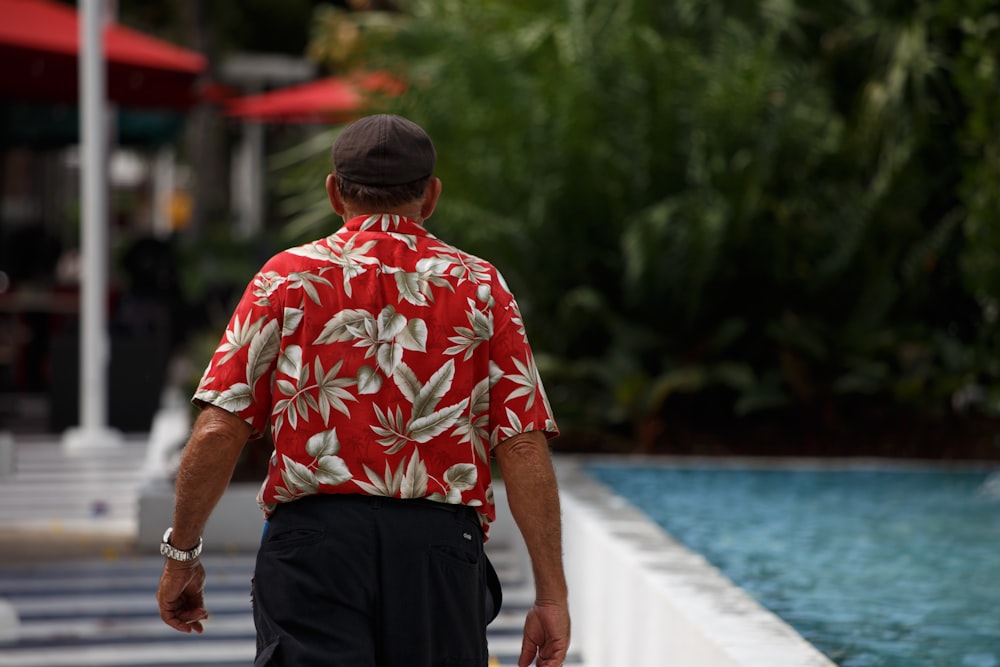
top-left (0, 434), bottom-right (586, 667)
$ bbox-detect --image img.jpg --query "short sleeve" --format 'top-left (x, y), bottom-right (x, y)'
top-left (487, 278), bottom-right (559, 449)
top-left (191, 269), bottom-right (284, 439)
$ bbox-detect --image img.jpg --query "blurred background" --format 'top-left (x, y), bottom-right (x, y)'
top-left (2, 0), bottom-right (1000, 463)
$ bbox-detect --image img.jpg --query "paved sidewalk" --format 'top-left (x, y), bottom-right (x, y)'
top-left (0, 435), bottom-right (147, 564)
top-left (0, 435), bottom-right (586, 667)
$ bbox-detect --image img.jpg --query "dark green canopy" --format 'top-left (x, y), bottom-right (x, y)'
top-left (0, 102), bottom-right (186, 149)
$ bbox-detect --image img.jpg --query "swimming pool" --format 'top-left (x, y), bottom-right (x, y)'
top-left (586, 461), bottom-right (1000, 667)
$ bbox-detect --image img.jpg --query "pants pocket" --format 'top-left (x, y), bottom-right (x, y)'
top-left (259, 526), bottom-right (325, 552)
top-left (429, 545), bottom-right (488, 665)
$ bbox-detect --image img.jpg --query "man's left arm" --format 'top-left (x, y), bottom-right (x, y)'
top-left (156, 405), bottom-right (253, 633)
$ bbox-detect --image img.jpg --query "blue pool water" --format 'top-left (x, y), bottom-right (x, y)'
top-left (586, 463), bottom-right (1000, 667)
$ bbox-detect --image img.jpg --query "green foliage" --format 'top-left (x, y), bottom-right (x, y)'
top-left (295, 0), bottom-right (1000, 441)
top-left (270, 127), bottom-right (342, 241)
top-left (948, 5), bottom-right (1000, 325)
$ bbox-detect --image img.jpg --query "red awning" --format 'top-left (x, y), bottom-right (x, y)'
top-left (225, 72), bottom-right (404, 124)
top-left (0, 0), bottom-right (207, 109)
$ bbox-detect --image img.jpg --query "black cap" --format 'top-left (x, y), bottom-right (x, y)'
top-left (332, 114), bottom-right (436, 186)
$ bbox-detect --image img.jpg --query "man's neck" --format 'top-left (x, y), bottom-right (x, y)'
top-left (343, 206), bottom-right (424, 225)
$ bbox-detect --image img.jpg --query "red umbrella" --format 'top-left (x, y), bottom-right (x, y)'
top-left (225, 72), bottom-right (404, 124)
top-left (0, 0), bottom-right (207, 109)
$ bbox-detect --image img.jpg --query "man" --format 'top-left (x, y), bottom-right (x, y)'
top-left (157, 114), bottom-right (570, 667)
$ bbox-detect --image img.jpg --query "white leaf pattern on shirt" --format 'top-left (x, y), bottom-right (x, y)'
top-left (356, 459), bottom-right (406, 496)
top-left (400, 449), bottom-right (428, 498)
top-left (446, 298), bottom-right (493, 360)
top-left (246, 319), bottom-right (280, 390)
top-left (272, 355), bottom-right (357, 438)
top-left (506, 355), bottom-right (541, 410)
top-left (218, 314), bottom-right (266, 365)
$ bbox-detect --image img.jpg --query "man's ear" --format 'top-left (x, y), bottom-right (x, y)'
top-left (421, 177), bottom-right (442, 220)
top-left (326, 174), bottom-right (346, 215)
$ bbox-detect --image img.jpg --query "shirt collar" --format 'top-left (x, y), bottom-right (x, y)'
top-left (342, 214), bottom-right (429, 236)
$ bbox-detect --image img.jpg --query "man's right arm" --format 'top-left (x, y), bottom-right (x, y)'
top-left (494, 430), bottom-right (570, 667)
top-left (156, 405), bottom-right (252, 633)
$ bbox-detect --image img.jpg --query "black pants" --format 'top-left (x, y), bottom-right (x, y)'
top-left (252, 494), bottom-right (502, 667)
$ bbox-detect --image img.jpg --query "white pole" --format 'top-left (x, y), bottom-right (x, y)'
top-left (233, 120), bottom-right (264, 238)
top-left (64, 0), bottom-right (120, 451)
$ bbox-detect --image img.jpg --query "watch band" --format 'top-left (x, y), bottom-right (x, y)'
top-left (160, 527), bottom-right (203, 561)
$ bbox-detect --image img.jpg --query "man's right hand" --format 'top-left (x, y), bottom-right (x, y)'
top-left (518, 600), bottom-right (571, 667)
top-left (157, 559), bottom-right (209, 634)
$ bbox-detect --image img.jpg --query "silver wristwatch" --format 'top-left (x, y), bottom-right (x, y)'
top-left (160, 527), bottom-right (203, 561)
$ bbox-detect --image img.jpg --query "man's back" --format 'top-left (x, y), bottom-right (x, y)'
top-left (194, 212), bottom-right (556, 535)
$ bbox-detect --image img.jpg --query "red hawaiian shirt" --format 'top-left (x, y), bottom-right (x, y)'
top-left (193, 214), bottom-right (558, 537)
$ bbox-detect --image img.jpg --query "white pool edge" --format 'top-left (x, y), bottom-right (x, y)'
top-left (555, 457), bottom-right (837, 667)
